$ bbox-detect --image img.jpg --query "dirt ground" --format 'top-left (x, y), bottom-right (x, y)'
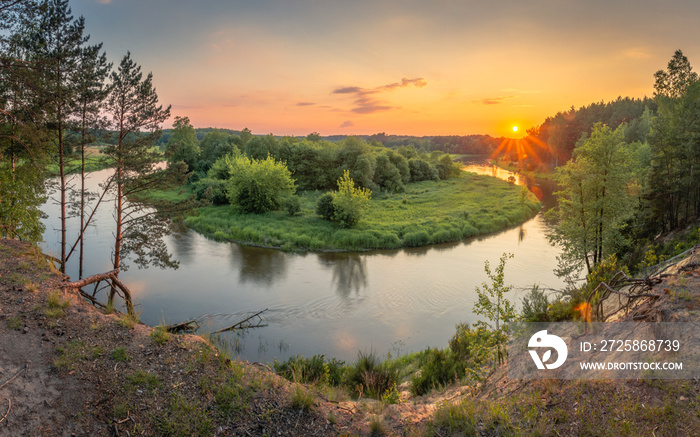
top-left (2, 238), bottom-right (700, 436)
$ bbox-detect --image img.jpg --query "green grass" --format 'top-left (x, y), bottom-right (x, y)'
top-left (150, 325), bottom-right (172, 345)
top-left (185, 171), bottom-right (541, 251)
top-left (44, 290), bottom-right (71, 318)
top-left (54, 340), bottom-right (103, 371)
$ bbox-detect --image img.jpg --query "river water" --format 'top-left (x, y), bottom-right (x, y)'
top-left (40, 163), bottom-right (564, 363)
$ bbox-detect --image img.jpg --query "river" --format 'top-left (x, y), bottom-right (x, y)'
top-left (40, 163), bottom-right (564, 363)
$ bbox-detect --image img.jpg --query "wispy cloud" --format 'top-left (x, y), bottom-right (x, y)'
top-left (475, 96), bottom-right (514, 105)
top-left (296, 102), bottom-right (315, 106)
top-left (97, 0), bottom-right (112, 4)
top-left (623, 48), bottom-right (652, 59)
top-left (340, 120), bottom-right (354, 128)
top-left (332, 77), bottom-right (428, 114)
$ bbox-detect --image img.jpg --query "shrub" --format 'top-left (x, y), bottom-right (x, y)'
top-left (344, 351), bottom-right (397, 399)
top-left (274, 355), bottom-right (346, 386)
top-left (316, 193), bottom-right (335, 220)
top-left (520, 284), bottom-right (551, 322)
top-left (225, 155), bottom-right (295, 213)
top-left (283, 195), bottom-right (302, 216)
top-left (410, 348), bottom-right (464, 396)
top-left (332, 170), bottom-right (372, 228)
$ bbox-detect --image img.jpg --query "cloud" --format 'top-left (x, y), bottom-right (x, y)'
top-left (475, 96), bottom-right (514, 105)
top-left (623, 48), bottom-right (652, 59)
top-left (296, 102), bottom-right (315, 106)
top-left (332, 77), bottom-right (428, 114)
top-left (340, 120), bottom-right (354, 128)
top-left (97, 0), bottom-right (111, 4)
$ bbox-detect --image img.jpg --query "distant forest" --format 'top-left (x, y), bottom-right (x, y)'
top-left (159, 96), bottom-right (657, 172)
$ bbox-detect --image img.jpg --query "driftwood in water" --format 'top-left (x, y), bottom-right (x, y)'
top-left (211, 309), bottom-right (269, 334)
top-left (165, 320), bottom-right (200, 333)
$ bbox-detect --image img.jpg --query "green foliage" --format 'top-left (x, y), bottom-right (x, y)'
top-left (166, 116), bottom-right (199, 172)
top-left (473, 253), bottom-right (516, 364)
top-left (410, 348), bottom-right (465, 396)
top-left (290, 385), bottom-right (316, 412)
top-left (344, 351), bottom-right (398, 399)
top-left (110, 347), bottom-right (129, 362)
top-left (273, 355), bottom-right (346, 386)
top-left (315, 193), bottom-right (336, 220)
top-left (225, 155), bottom-right (295, 213)
top-left (283, 195), bottom-right (302, 216)
top-left (448, 322), bottom-right (494, 367)
top-left (548, 123), bottom-right (633, 276)
top-left (186, 173), bottom-right (540, 251)
top-left (150, 325), bottom-right (171, 346)
top-left (331, 170), bottom-right (372, 228)
top-left (520, 285), bottom-right (551, 323)
top-left (192, 177), bottom-right (228, 205)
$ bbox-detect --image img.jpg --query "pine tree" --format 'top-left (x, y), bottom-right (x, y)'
top-left (103, 52), bottom-right (191, 313)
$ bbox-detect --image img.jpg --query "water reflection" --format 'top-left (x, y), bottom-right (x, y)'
top-left (169, 226), bottom-right (195, 265)
top-left (318, 252), bottom-right (367, 298)
top-left (229, 244), bottom-right (288, 285)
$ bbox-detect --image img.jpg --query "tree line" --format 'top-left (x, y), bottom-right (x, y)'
top-left (162, 116), bottom-right (462, 213)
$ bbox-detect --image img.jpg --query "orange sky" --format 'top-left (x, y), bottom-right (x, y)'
top-left (73, 0), bottom-right (700, 137)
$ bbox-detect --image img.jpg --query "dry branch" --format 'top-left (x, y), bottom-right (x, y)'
top-left (211, 309), bottom-right (269, 334)
top-left (165, 320), bottom-right (199, 333)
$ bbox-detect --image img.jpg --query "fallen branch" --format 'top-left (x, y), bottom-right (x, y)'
top-left (61, 269), bottom-right (119, 290)
top-left (211, 309), bottom-right (268, 334)
top-left (165, 320), bottom-right (199, 333)
top-left (0, 398), bottom-right (10, 424)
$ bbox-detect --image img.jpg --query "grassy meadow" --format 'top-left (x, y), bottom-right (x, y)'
top-left (185, 171), bottom-right (540, 251)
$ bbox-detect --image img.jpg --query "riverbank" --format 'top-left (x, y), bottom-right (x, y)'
top-left (186, 171), bottom-right (540, 251)
top-left (3, 239), bottom-right (699, 435)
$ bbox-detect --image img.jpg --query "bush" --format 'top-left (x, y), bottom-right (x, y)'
top-left (274, 355), bottom-right (346, 386)
top-left (283, 195), bottom-right (302, 216)
top-left (193, 178), bottom-right (228, 205)
top-left (225, 155), bottom-right (295, 213)
top-left (332, 170), bottom-right (372, 228)
top-left (344, 351), bottom-right (397, 399)
top-left (316, 193), bottom-right (335, 220)
top-left (520, 284), bottom-right (551, 322)
top-left (448, 323), bottom-right (493, 365)
top-left (410, 348), bottom-right (464, 396)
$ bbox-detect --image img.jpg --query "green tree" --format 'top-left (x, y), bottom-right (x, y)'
top-left (166, 115), bottom-right (199, 172)
top-left (69, 42), bottom-right (111, 278)
top-left (547, 123), bottom-right (632, 275)
top-left (104, 52), bottom-right (187, 313)
top-left (198, 128), bottom-right (236, 172)
top-left (225, 155), bottom-right (295, 213)
top-left (331, 170), bottom-right (372, 228)
top-left (647, 50), bottom-right (700, 231)
top-left (0, 0), bottom-right (47, 243)
top-left (473, 253), bottom-right (516, 365)
top-left (38, 0), bottom-right (89, 272)
top-left (373, 152), bottom-right (404, 192)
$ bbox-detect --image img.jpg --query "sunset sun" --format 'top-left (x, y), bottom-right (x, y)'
top-left (512, 125), bottom-right (519, 133)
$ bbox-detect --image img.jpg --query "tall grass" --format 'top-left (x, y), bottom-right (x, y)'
top-left (186, 172), bottom-right (540, 251)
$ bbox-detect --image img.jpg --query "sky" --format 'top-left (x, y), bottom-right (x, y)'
top-left (70, 0), bottom-right (700, 138)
